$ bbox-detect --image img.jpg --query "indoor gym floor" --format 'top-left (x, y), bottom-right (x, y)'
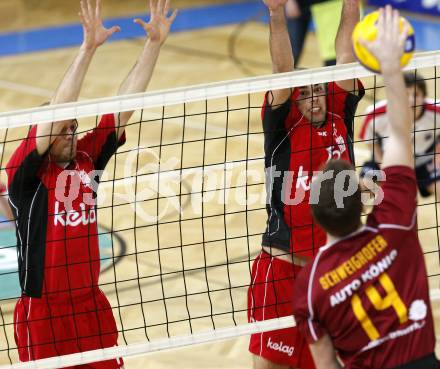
top-left (0, 1), bottom-right (440, 369)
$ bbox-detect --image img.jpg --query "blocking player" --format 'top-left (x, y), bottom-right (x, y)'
top-left (247, 0), bottom-right (364, 368)
top-left (360, 72), bottom-right (440, 197)
top-left (6, 0), bottom-right (176, 367)
top-left (293, 6), bottom-right (439, 369)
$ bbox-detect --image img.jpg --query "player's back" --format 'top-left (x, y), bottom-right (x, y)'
top-left (312, 226), bottom-right (433, 368)
top-left (294, 166), bottom-right (436, 369)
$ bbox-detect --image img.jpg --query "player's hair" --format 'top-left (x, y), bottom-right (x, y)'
top-left (310, 159), bottom-right (362, 237)
top-left (404, 71), bottom-right (427, 96)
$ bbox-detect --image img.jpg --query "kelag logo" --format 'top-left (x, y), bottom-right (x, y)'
top-left (0, 220), bottom-right (126, 300)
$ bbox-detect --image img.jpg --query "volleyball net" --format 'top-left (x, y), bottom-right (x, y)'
top-left (0, 51), bottom-right (440, 369)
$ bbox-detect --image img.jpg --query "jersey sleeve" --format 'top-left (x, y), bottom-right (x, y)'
top-left (367, 166), bottom-right (417, 229)
top-left (77, 114), bottom-right (126, 171)
top-left (261, 92), bottom-right (294, 160)
top-left (292, 265), bottom-right (327, 343)
top-left (6, 125), bottom-right (46, 203)
top-left (327, 81), bottom-right (365, 141)
top-left (261, 92), bottom-right (292, 131)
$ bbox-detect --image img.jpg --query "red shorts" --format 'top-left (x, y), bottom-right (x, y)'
top-left (14, 289), bottom-right (123, 369)
top-left (247, 251), bottom-right (315, 369)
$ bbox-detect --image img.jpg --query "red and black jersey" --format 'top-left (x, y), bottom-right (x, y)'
top-left (262, 82), bottom-right (364, 258)
top-left (293, 166), bottom-right (435, 369)
top-left (6, 114), bottom-right (125, 299)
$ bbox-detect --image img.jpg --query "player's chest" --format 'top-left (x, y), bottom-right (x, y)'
top-left (42, 159), bottom-right (98, 228)
top-left (289, 123), bottom-right (348, 168)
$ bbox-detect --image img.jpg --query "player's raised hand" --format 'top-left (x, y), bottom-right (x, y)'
top-left (263, 0), bottom-right (288, 12)
top-left (359, 6), bottom-right (407, 74)
top-left (134, 0), bottom-right (178, 45)
top-left (79, 0), bottom-right (120, 50)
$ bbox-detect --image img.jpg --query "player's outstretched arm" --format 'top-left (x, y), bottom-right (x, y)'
top-left (36, 0), bottom-right (120, 155)
top-left (263, 0), bottom-right (294, 108)
top-left (361, 6), bottom-right (412, 169)
top-left (335, 0), bottom-right (360, 92)
top-left (114, 0), bottom-right (177, 140)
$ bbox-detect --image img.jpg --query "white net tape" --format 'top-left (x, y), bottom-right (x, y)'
top-left (0, 51), bottom-right (438, 129)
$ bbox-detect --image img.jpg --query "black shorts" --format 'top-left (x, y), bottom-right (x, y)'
top-left (415, 161), bottom-right (440, 197)
top-left (390, 353), bottom-right (440, 369)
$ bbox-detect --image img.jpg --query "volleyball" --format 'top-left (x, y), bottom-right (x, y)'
top-left (352, 11), bottom-right (415, 73)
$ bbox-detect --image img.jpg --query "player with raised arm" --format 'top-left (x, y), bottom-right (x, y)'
top-left (247, 1), bottom-right (364, 368)
top-left (360, 72), bottom-right (440, 198)
top-left (6, 0), bottom-right (176, 366)
top-left (292, 6), bottom-right (439, 369)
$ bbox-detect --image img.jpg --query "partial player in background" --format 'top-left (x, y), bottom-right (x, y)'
top-left (285, 0), bottom-right (342, 67)
top-left (6, 0), bottom-right (176, 366)
top-left (247, 1), bottom-right (363, 368)
top-left (293, 6), bottom-right (439, 369)
top-left (360, 72), bottom-right (440, 197)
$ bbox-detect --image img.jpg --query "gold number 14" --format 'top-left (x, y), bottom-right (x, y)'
top-left (351, 273), bottom-right (408, 341)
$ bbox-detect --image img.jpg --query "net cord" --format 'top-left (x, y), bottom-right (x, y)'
top-left (0, 51), bottom-right (439, 129)
top-left (0, 316), bottom-right (295, 369)
top-left (2, 288), bottom-right (440, 369)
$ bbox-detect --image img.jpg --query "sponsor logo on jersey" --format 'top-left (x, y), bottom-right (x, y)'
top-left (360, 300), bottom-right (428, 352)
top-left (267, 337), bottom-right (295, 357)
top-left (53, 201), bottom-right (96, 227)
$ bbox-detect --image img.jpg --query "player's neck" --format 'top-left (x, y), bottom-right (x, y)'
top-left (327, 233), bottom-right (340, 244)
top-left (327, 224), bottom-right (363, 244)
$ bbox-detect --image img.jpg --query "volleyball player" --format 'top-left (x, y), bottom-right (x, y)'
top-left (360, 72), bottom-right (440, 197)
top-left (293, 7), bottom-right (439, 369)
top-left (6, 0), bottom-right (176, 367)
top-left (247, 0), bottom-right (364, 368)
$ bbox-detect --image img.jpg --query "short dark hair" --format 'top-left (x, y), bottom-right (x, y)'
top-left (404, 71), bottom-right (427, 97)
top-left (310, 159), bottom-right (362, 237)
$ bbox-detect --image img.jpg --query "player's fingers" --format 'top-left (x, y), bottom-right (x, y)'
top-left (164, 0), bottom-right (170, 15)
top-left (391, 9), bottom-right (400, 41)
top-left (398, 23), bottom-right (409, 49)
top-left (80, 0), bottom-right (89, 23)
top-left (87, 0), bottom-right (94, 20)
top-left (376, 7), bottom-right (384, 37)
top-left (96, 0), bottom-right (103, 18)
top-left (149, 0), bottom-right (155, 16)
top-left (386, 6), bottom-right (395, 36)
top-left (107, 25), bottom-right (121, 36)
top-left (78, 11), bottom-right (86, 25)
top-left (168, 9), bottom-right (178, 24)
top-left (157, 0), bottom-right (164, 15)
top-left (134, 18), bottom-right (148, 29)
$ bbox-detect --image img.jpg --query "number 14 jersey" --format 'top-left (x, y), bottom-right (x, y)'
top-left (293, 166), bottom-right (435, 369)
